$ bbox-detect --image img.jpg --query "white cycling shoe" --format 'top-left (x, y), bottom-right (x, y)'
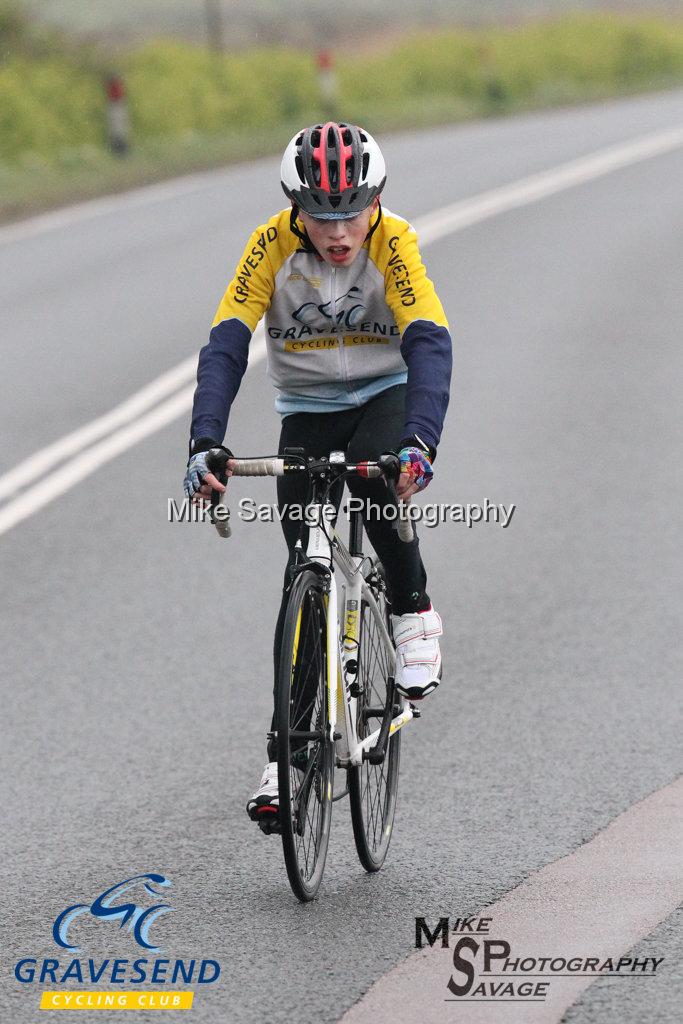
top-left (392, 604), bottom-right (443, 701)
top-left (246, 762), bottom-right (279, 821)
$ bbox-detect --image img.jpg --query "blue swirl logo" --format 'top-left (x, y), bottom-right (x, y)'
top-left (53, 874), bottom-right (173, 953)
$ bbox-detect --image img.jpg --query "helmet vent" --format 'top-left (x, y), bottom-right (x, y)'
top-left (327, 125), bottom-right (336, 147)
top-left (345, 157), bottom-right (355, 185)
top-left (329, 195), bottom-right (341, 208)
top-left (359, 131), bottom-right (368, 142)
top-left (342, 128), bottom-right (353, 145)
top-left (328, 158), bottom-right (338, 189)
top-left (361, 152), bottom-right (370, 179)
top-left (294, 154), bottom-right (306, 183)
top-left (311, 130), bottom-right (321, 147)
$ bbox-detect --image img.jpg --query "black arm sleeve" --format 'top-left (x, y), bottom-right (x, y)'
top-left (399, 320), bottom-right (452, 450)
top-left (190, 319), bottom-right (251, 444)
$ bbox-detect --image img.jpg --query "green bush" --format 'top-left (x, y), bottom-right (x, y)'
top-left (339, 15), bottom-right (683, 115)
top-left (0, 57), bottom-right (104, 159)
top-left (123, 41), bottom-right (319, 137)
top-left (1, 14), bottom-right (682, 171)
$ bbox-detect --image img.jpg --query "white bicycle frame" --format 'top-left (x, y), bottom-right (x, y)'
top-left (304, 502), bottom-right (415, 767)
top-left (211, 452), bottom-right (416, 768)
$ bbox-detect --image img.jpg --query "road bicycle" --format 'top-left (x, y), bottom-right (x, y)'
top-left (206, 447), bottom-right (421, 901)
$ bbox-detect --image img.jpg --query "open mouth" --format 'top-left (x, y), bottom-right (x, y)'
top-left (327, 245), bottom-right (351, 261)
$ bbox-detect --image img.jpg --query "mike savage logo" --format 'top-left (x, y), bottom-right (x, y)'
top-left (415, 916), bottom-right (664, 1004)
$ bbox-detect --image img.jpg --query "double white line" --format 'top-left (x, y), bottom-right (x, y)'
top-left (1, 124), bottom-right (681, 538)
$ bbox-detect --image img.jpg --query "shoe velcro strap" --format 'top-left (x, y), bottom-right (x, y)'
top-left (400, 645), bottom-right (440, 667)
top-left (394, 610), bottom-right (442, 646)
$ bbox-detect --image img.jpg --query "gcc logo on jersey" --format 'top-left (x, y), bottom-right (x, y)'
top-left (53, 874), bottom-right (173, 953)
top-left (292, 285), bottom-right (366, 330)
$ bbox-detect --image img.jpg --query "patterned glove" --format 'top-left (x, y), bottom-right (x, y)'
top-left (398, 435), bottom-right (434, 491)
top-left (183, 451), bottom-right (212, 499)
top-left (183, 440), bottom-right (231, 499)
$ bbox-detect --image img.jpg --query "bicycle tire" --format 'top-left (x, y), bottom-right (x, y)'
top-left (277, 568), bottom-right (334, 901)
top-left (348, 561), bottom-right (401, 872)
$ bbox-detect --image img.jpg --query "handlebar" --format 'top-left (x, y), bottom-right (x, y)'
top-left (204, 448), bottom-right (414, 542)
top-left (217, 455), bottom-right (288, 477)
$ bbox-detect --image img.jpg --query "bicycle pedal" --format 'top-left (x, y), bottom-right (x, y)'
top-left (257, 817), bottom-right (282, 835)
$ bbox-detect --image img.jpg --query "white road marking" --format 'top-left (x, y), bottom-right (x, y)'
top-left (0, 124), bottom-right (681, 538)
top-left (0, 334), bottom-right (265, 537)
top-left (0, 163), bottom-right (244, 247)
top-left (0, 353), bottom-right (198, 503)
top-left (0, 385), bottom-right (195, 537)
top-left (416, 124), bottom-right (683, 243)
top-left (339, 776), bottom-right (683, 1024)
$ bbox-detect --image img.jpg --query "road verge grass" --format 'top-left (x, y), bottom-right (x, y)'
top-left (1, 12), bottom-right (682, 222)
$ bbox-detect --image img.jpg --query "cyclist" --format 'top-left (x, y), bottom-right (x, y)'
top-left (183, 122), bottom-right (452, 823)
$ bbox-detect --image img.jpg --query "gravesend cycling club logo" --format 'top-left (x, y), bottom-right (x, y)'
top-left (292, 285), bottom-right (366, 330)
top-left (415, 916), bottom-right (664, 1003)
top-left (13, 872), bottom-right (221, 1012)
top-left (53, 873), bottom-right (173, 953)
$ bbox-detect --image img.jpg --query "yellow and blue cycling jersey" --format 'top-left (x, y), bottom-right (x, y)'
top-left (191, 206), bottom-right (452, 450)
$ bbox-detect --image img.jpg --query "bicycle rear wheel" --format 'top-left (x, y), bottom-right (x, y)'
top-left (277, 568), bottom-right (334, 901)
top-left (348, 562), bottom-right (401, 872)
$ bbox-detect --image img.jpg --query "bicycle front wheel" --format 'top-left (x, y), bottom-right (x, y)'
top-left (277, 568), bottom-right (334, 901)
top-left (348, 562), bottom-right (401, 872)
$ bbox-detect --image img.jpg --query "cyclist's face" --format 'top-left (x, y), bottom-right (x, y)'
top-left (298, 199), bottom-right (379, 267)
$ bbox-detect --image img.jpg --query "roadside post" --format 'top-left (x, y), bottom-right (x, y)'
top-left (105, 74), bottom-right (130, 156)
top-left (317, 50), bottom-right (337, 118)
top-left (204, 0), bottom-right (225, 53)
top-left (478, 43), bottom-right (506, 113)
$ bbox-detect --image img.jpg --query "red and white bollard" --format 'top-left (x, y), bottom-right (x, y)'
top-left (105, 75), bottom-right (130, 156)
top-left (317, 50), bottom-right (337, 117)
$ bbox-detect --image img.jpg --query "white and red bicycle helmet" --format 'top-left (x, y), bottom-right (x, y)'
top-left (281, 122), bottom-right (386, 219)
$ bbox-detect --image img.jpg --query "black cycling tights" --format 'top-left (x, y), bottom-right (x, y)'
top-left (268, 384), bottom-right (430, 759)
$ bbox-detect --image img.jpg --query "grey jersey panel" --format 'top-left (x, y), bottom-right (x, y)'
top-left (265, 249), bottom-right (406, 393)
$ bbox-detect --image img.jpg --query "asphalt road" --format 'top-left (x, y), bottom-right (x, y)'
top-left (1, 90), bottom-right (682, 1023)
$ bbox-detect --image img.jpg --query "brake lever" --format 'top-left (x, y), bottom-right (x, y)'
top-left (206, 447), bottom-right (231, 538)
top-left (210, 491), bottom-right (231, 538)
top-left (378, 453), bottom-right (414, 543)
